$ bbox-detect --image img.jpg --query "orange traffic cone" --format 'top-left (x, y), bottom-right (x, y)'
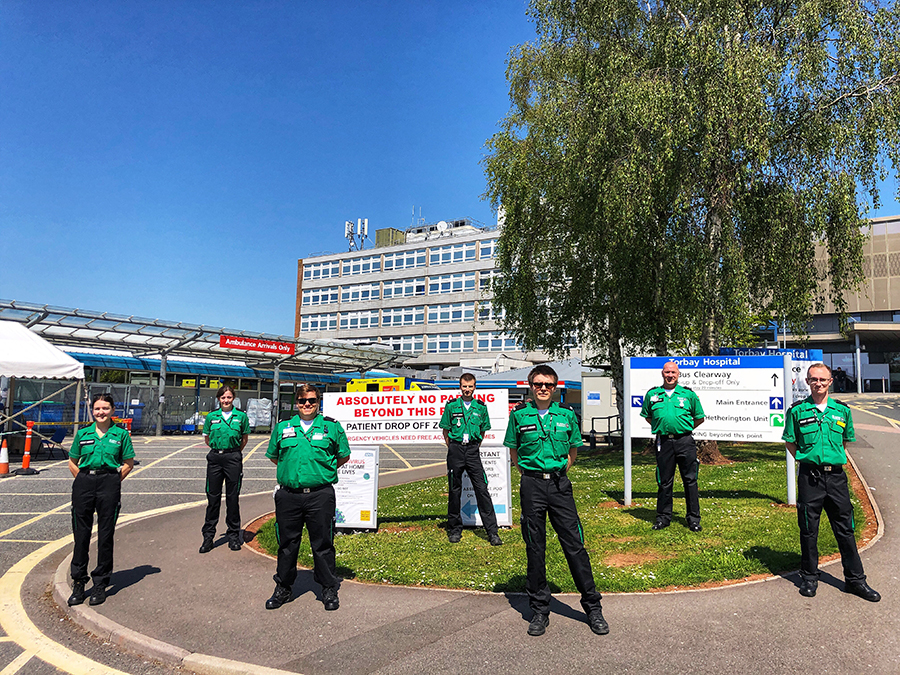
top-left (15, 421), bottom-right (39, 476)
top-left (0, 438), bottom-right (9, 476)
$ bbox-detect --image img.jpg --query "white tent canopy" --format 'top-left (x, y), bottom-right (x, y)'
top-left (0, 320), bottom-right (84, 379)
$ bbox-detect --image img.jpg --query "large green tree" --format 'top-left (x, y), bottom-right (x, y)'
top-left (484, 0), bottom-right (900, 409)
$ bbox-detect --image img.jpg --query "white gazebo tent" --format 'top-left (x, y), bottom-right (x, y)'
top-left (0, 320), bottom-right (86, 445)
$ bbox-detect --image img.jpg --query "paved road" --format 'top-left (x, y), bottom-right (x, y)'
top-left (0, 434), bottom-right (447, 674)
top-left (3, 394), bottom-right (900, 674)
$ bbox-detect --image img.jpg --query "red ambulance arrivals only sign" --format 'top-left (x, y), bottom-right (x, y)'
top-left (219, 335), bottom-right (296, 355)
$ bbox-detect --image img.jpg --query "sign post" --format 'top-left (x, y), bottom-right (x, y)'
top-left (625, 355), bottom-right (793, 505)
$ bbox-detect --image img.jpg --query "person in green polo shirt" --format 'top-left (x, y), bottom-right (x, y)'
top-left (66, 393), bottom-right (135, 607)
top-left (199, 385), bottom-right (250, 554)
top-left (640, 361), bottom-right (705, 532)
top-left (264, 383), bottom-right (350, 612)
top-left (439, 373), bottom-right (502, 546)
top-left (504, 365), bottom-right (608, 638)
top-left (783, 362), bottom-right (880, 602)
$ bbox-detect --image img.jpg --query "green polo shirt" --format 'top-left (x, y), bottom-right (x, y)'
top-left (782, 396), bottom-right (854, 465)
top-left (69, 424), bottom-right (135, 471)
top-left (439, 397), bottom-right (491, 443)
top-left (503, 401), bottom-right (583, 473)
top-left (266, 414), bottom-right (350, 488)
top-left (640, 384), bottom-right (704, 435)
top-left (203, 408), bottom-right (250, 450)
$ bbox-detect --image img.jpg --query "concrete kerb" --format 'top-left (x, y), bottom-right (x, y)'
top-left (48, 492), bottom-right (299, 675)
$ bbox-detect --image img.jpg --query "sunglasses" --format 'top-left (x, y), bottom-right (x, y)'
top-left (297, 397), bottom-right (319, 405)
top-left (531, 382), bottom-right (556, 390)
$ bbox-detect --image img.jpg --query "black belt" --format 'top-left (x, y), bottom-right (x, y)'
top-left (452, 440), bottom-right (481, 447)
top-left (80, 468), bottom-right (118, 475)
top-left (799, 462), bottom-right (844, 473)
top-left (522, 469), bottom-right (566, 479)
top-left (281, 484), bottom-right (330, 494)
top-left (211, 448), bottom-right (241, 454)
top-left (658, 432), bottom-right (692, 440)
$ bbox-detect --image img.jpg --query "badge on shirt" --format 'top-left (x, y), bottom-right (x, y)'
top-left (677, 397), bottom-right (685, 408)
top-left (80, 440), bottom-right (95, 447)
top-left (312, 433), bottom-right (324, 440)
top-left (282, 427), bottom-right (297, 438)
top-left (519, 424), bottom-right (538, 432)
top-left (799, 417), bottom-right (816, 427)
top-left (110, 439), bottom-right (120, 446)
top-left (462, 433), bottom-right (470, 444)
top-left (211, 419), bottom-right (221, 425)
top-left (556, 422), bottom-right (569, 429)
top-left (650, 395), bottom-right (660, 403)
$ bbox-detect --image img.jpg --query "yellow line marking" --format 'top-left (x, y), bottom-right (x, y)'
top-left (383, 444), bottom-right (412, 469)
top-left (0, 498), bottom-right (216, 675)
top-left (0, 636), bottom-right (14, 642)
top-left (0, 650), bottom-right (35, 674)
top-left (382, 460), bottom-right (444, 474)
top-left (243, 439), bottom-right (267, 462)
top-left (128, 442), bottom-right (203, 478)
top-left (0, 504), bottom-right (69, 540)
top-left (0, 540), bottom-right (53, 544)
top-left (1, 513), bottom-right (68, 516)
top-left (848, 404), bottom-right (900, 428)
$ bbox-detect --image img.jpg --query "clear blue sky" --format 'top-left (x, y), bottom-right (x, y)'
top-left (0, 1), bottom-right (534, 336)
top-left (1, 2), bottom-right (898, 338)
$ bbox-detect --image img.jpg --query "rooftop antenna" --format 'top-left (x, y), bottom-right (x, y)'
top-left (345, 218), bottom-right (369, 251)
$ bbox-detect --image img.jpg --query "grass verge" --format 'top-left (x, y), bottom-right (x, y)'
top-left (255, 442), bottom-right (867, 593)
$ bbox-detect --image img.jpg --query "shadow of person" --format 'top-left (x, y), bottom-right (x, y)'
top-left (787, 569), bottom-right (842, 591)
top-left (106, 564), bottom-right (161, 597)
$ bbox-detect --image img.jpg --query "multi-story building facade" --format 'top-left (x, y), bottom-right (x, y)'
top-left (295, 219), bottom-right (565, 372)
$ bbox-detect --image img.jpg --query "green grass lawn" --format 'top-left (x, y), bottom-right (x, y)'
top-left (255, 442), bottom-right (866, 593)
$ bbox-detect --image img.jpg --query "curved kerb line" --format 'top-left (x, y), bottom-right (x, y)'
top-left (0, 491), bottom-right (296, 675)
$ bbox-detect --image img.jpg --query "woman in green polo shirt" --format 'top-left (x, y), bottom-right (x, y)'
top-left (67, 393), bottom-right (135, 607)
top-left (200, 385), bottom-right (250, 553)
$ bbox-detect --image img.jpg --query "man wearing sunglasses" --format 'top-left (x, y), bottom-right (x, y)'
top-left (440, 374), bottom-right (503, 545)
top-left (783, 363), bottom-right (880, 602)
top-left (640, 360), bottom-right (705, 532)
top-left (265, 384), bottom-right (350, 612)
top-left (504, 365), bottom-right (608, 637)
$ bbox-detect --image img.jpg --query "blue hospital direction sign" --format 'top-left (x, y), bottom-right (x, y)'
top-left (628, 355), bottom-right (790, 443)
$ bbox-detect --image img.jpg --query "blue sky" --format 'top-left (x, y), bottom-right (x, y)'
top-left (1, 1), bottom-right (898, 338)
top-left (0, 1), bottom-right (533, 335)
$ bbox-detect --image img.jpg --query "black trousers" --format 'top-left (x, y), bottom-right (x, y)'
top-left (202, 450), bottom-right (243, 539)
top-left (273, 486), bottom-right (338, 591)
top-left (71, 472), bottom-right (121, 585)
top-left (519, 474), bottom-right (602, 616)
top-left (447, 441), bottom-right (499, 535)
top-left (797, 463), bottom-right (866, 582)
top-left (655, 434), bottom-right (700, 526)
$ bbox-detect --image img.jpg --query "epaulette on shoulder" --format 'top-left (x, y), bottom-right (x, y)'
top-left (680, 385), bottom-right (694, 392)
top-left (513, 401), bottom-right (529, 411)
top-left (324, 416), bottom-right (338, 423)
top-left (558, 402), bottom-right (575, 411)
top-left (831, 398), bottom-right (850, 408)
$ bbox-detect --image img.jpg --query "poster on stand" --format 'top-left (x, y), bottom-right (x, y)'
top-left (334, 445), bottom-right (379, 530)
top-left (460, 445), bottom-right (512, 528)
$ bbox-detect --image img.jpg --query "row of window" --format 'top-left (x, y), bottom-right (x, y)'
top-left (375, 332), bottom-right (521, 354)
top-left (302, 272), bottom-right (494, 305)
top-left (302, 239), bottom-right (498, 280)
top-left (300, 301), bottom-right (500, 330)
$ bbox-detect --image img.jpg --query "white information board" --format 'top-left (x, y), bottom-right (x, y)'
top-left (460, 445), bottom-right (513, 528)
top-left (628, 355), bottom-right (789, 442)
top-left (720, 348), bottom-right (824, 403)
top-left (324, 390), bottom-right (509, 444)
top-left (334, 445), bottom-right (379, 530)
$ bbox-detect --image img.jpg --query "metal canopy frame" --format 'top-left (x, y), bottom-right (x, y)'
top-left (0, 300), bottom-right (402, 373)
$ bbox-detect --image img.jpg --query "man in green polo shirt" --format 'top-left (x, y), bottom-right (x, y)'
top-left (439, 373), bottom-right (502, 546)
top-left (265, 384), bottom-right (350, 611)
top-left (640, 361), bottom-right (705, 532)
top-left (783, 362), bottom-right (880, 602)
top-left (504, 365), bottom-right (608, 637)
